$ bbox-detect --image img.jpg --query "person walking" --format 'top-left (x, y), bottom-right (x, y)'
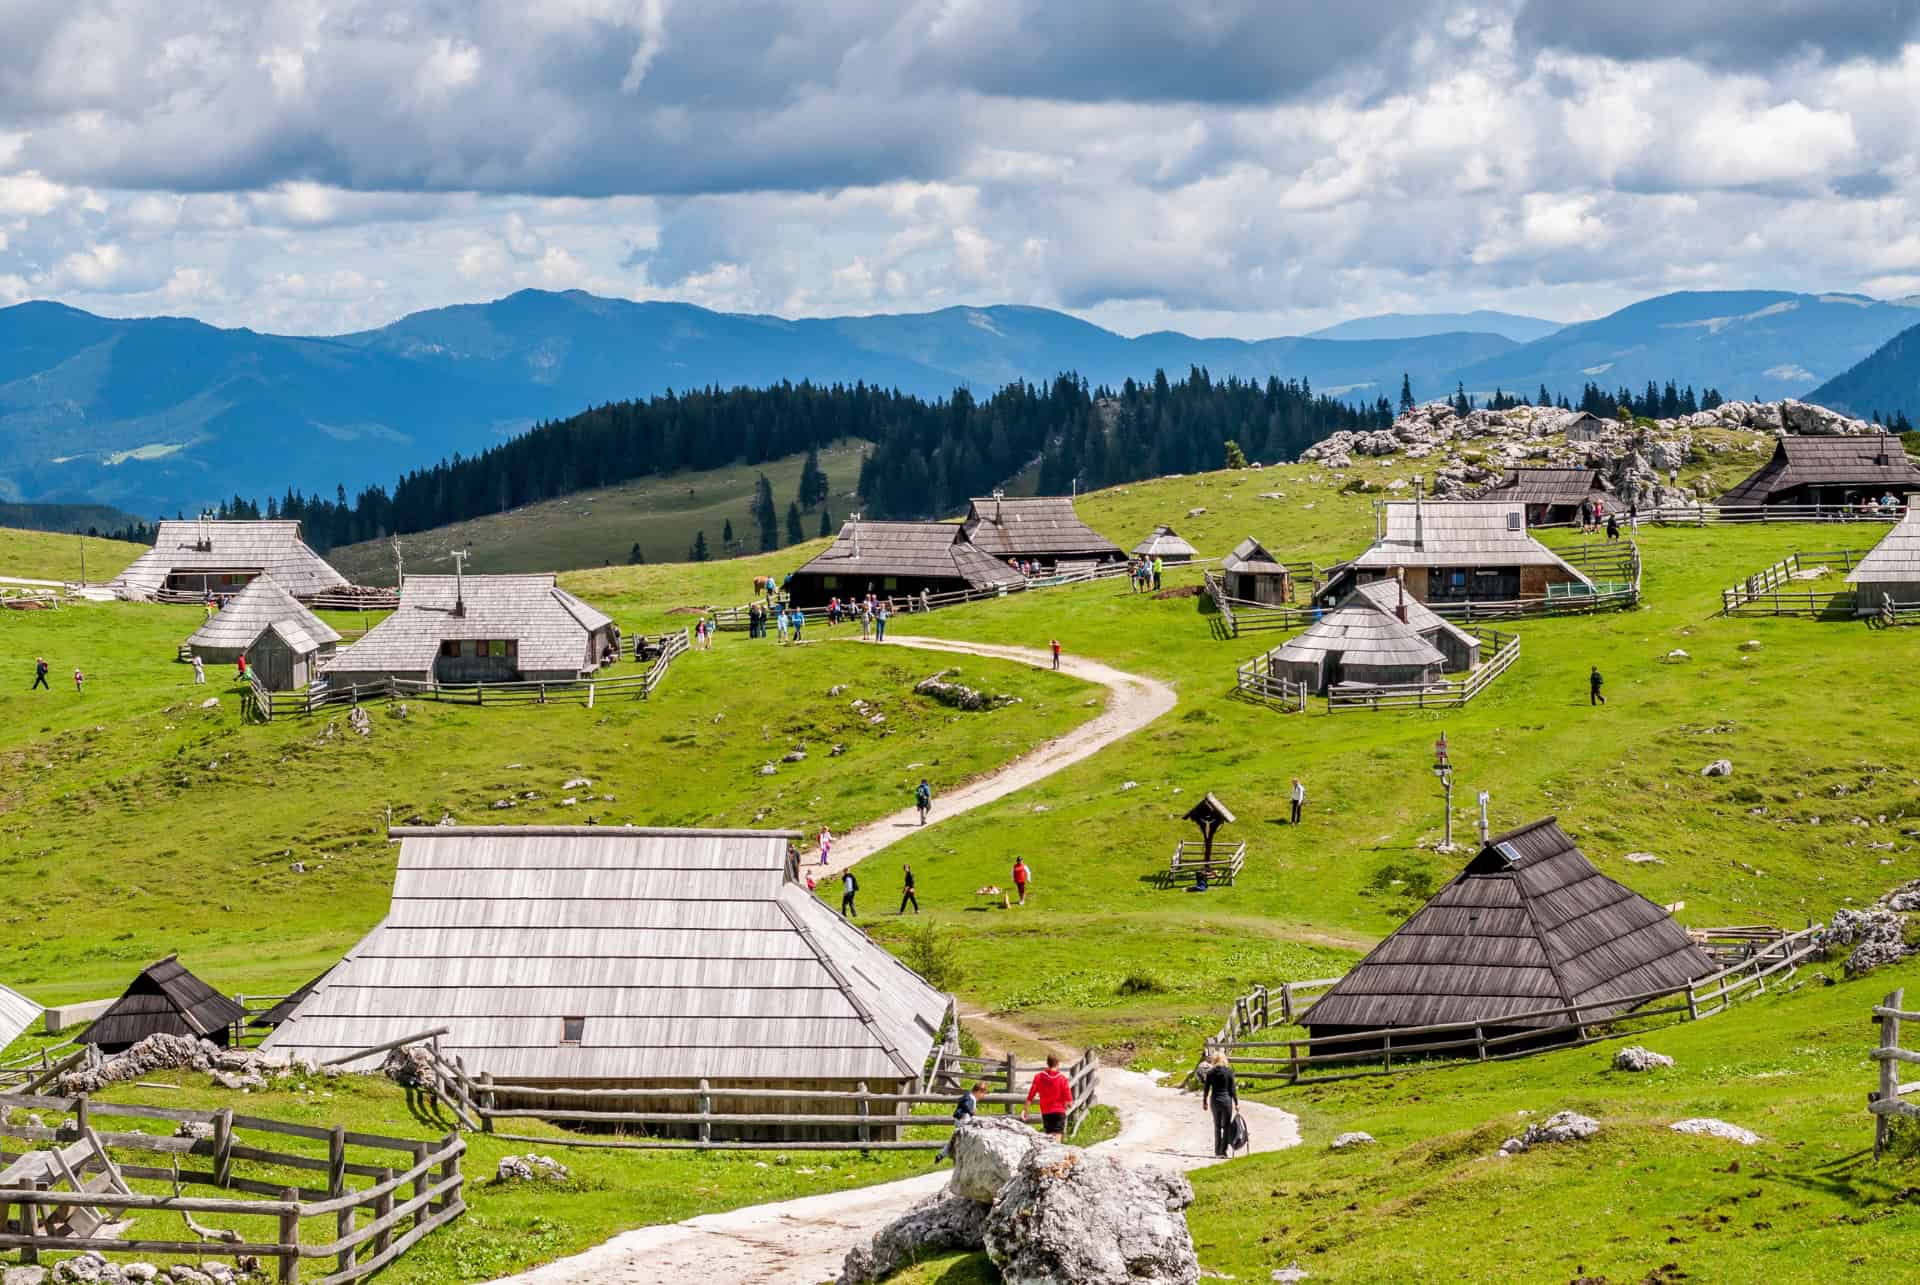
top-left (1606, 513), bottom-right (1620, 542)
top-left (778, 607), bottom-right (791, 644)
top-left (1022, 1054), bottom-right (1074, 1140)
top-left (791, 608), bottom-right (804, 643)
top-left (72, 667), bottom-right (85, 694)
top-left (191, 654), bottom-right (205, 685)
top-left (1153, 556), bottom-right (1163, 591)
top-left (915, 778), bottom-right (932, 826)
top-left (840, 869), bottom-right (859, 919)
top-left (934, 1081), bottom-right (985, 1163)
top-left (31, 656), bottom-right (49, 691)
top-left (1289, 777), bottom-right (1305, 825)
top-left (818, 825), bottom-right (833, 867)
top-left (1201, 1050), bottom-right (1239, 1158)
top-left (1049, 638), bottom-right (1061, 671)
top-left (1590, 665), bottom-right (1605, 706)
top-left (899, 863), bottom-right (919, 914)
top-left (860, 605), bottom-right (872, 640)
top-left (1012, 856), bottom-right (1030, 905)
top-left (876, 605), bottom-right (889, 642)
top-left (236, 654), bottom-right (248, 684)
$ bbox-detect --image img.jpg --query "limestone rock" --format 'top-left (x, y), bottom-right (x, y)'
top-left (496, 1153), bottom-right (571, 1183)
top-left (1671, 1118), bottom-right (1761, 1145)
top-left (1826, 905), bottom-right (1912, 977)
top-left (1701, 759), bottom-right (1733, 777)
top-left (1499, 1110), bottom-right (1598, 1155)
top-left (120, 1269), bottom-right (157, 1285)
top-left (984, 1143), bottom-right (1198, 1285)
top-left (758, 764), bottom-right (778, 776)
top-left (782, 749), bottom-right (808, 763)
top-left (950, 1115), bottom-right (1045, 1203)
top-left (1328, 1131), bottom-right (1375, 1150)
top-left (915, 669), bottom-right (1011, 712)
top-left (60, 1032), bottom-right (220, 1094)
top-left (563, 777), bottom-right (592, 789)
top-left (382, 1043), bottom-right (438, 1091)
top-left (6, 1267), bottom-right (50, 1285)
top-left (838, 1189), bottom-right (990, 1285)
top-left (1623, 852), bottom-right (1664, 865)
top-left (1612, 1046), bottom-right (1675, 1072)
top-left (200, 697), bottom-right (220, 709)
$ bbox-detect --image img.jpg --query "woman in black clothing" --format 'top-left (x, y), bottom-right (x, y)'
top-left (1201, 1051), bottom-right (1238, 1158)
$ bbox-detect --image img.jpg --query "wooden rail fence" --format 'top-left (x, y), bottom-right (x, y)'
top-left (1325, 629), bottom-right (1520, 712)
top-left (1871, 986), bottom-right (1920, 1160)
top-left (711, 561), bottom-right (1136, 632)
top-left (0, 1091), bottom-right (463, 1284)
top-left (1719, 549), bottom-right (1870, 617)
top-left (1642, 502), bottom-right (1905, 527)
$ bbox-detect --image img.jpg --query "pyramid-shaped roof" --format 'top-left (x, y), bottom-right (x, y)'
top-left (0, 981), bottom-right (40, 1050)
top-left (1132, 525), bottom-right (1198, 559)
top-left (262, 826), bottom-right (949, 1081)
top-left (185, 575), bottom-right (341, 654)
top-left (1223, 536), bottom-right (1286, 576)
top-left (77, 956), bottom-right (246, 1049)
top-left (110, 520), bottom-right (348, 600)
top-left (1847, 506), bottom-right (1920, 586)
top-left (1302, 818), bottom-right (1714, 1031)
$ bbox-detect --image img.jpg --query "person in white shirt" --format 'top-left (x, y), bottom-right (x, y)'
top-left (1289, 778), bottom-right (1306, 825)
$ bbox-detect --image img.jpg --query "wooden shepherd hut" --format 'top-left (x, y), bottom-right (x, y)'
top-left (786, 521), bottom-right (1017, 607)
top-left (1265, 580), bottom-right (1478, 695)
top-left (320, 572), bottom-right (615, 688)
top-left (109, 519), bottom-right (348, 602)
top-left (76, 956), bottom-right (245, 1055)
top-left (961, 494), bottom-right (1124, 569)
top-left (0, 982), bottom-right (41, 1051)
top-left (1132, 525), bottom-right (1198, 563)
top-left (1319, 497), bottom-right (1592, 606)
top-left (262, 826), bottom-right (951, 1139)
top-left (1301, 818), bottom-right (1714, 1049)
top-left (183, 575), bottom-right (341, 690)
top-left (248, 969), bottom-right (333, 1031)
top-left (1220, 537), bottom-right (1291, 605)
top-left (1562, 411), bottom-right (1610, 444)
top-left (1719, 434), bottom-right (1920, 508)
top-left (1475, 467), bottom-right (1612, 526)
top-left (1846, 499), bottom-right (1920, 613)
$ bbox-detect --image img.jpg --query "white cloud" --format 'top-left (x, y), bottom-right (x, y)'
top-left (417, 38), bottom-right (483, 100)
top-left (0, 171), bottom-right (68, 216)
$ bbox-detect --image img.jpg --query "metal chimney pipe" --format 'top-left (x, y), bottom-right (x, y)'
top-left (451, 549), bottom-right (467, 617)
top-left (1413, 479), bottom-right (1425, 551)
top-left (993, 488), bottom-right (1004, 523)
top-left (1396, 571), bottom-right (1408, 623)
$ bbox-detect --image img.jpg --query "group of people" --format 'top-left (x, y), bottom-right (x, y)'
top-left (30, 656), bottom-right (83, 693)
top-left (1127, 556), bottom-right (1164, 593)
top-left (933, 1051), bottom-right (1079, 1161)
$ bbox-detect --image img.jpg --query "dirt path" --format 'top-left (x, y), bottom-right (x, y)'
top-left (809, 635), bottom-right (1177, 880)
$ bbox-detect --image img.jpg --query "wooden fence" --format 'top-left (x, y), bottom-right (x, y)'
top-left (154, 587), bottom-right (400, 611)
top-left (1719, 549), bottom-right (1870, 617)
top-left (0, 1091), bottom-right (464, 1284)
top-left (1324, 629), bottom-right (1520, 713)
top-left (1201, 924), bottom-right (1824, 1086)
top-left (1201, 567), bottom-right (1326, 639)
top-left (1232, 652), bottom-right (1308, 710)
top-left (1642, 502), bottom-right (1904, 527)
top-left (712, 562), bottom-right (1137, 632)
top-left (1870, 986), bottom-right (1920, 1160)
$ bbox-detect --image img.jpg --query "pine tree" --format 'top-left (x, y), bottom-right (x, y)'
top-left (798, 449), bottom-right (830, 508)
top-left (785, 501), bottom-right (804, 546)
top-left (722, 518), bottom-right (735, 546)
top-left (1399, 374), bottom-right (1415, 414)
top-left (1537, 384), bottom-right (1551, 409)
top-left (1223, 439), bottom-right (1249, 469)
top-left (818, 507), bottom-right (834, 537)
top-left (752, 475), bottom-right (778, 552)
top-left (1453, 383), bottom-right (1471, 416)
top-left (689, 530), bottom-right (710, 562)
top-left (628, 542), bottom-right (644, 565)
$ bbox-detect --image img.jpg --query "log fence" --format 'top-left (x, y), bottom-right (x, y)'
top-left (0, 1091), bottom-right (463, 1283)
top-left (1870, 987), bottom-right (1920, 1160)
top-left (711, 561), bottom-right (1136, 632)
top-left (1719, 549), bottom-right (1870, 617)
top-left (1324, 629), bottom-right (1520, 712)
top-left (1639, 501), bottom-right (1904, 527)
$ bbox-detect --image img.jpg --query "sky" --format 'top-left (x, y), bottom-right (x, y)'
top-left (2, 0), bottom-right (1919, 339)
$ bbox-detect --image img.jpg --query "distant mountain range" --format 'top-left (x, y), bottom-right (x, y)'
top-left (1307, 310), bottom-right (1562, 344)
top-left (2, 287), bottom-right (1917, 516)
top-left (1808, 321), bottom-right (1920, 421)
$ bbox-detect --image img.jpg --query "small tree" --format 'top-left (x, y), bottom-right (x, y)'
top-left (628, 542), bottom-right (644, 565)
top-left (752, 475), bottom-right (778, 552)
top-left (722, 518), bottom-right (735, 547)
top-left (798, 449), bottom-right (830, 509)
top-left (689, 530), bottom-right (710, 562)
top-left (785, 501), bottom-right (804, 546)
top-left (1223, 439), bottom-right (1249, 470)
top-left (818, 506), bottom-right (834, 537)
top-left (902, 919), bottom-right (962, 990)
top-left (1399, 373), bottom-right (1415, 414)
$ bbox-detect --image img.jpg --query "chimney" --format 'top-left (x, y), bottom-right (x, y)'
top-left (1412, 479), bottom-right (1425, 551)
top-left (1395, 570), bottom-right (1408, 623)
top-left (451, 549), bottom-right (468, 618)
top-left (993, 488), bottom-right (1005, 523)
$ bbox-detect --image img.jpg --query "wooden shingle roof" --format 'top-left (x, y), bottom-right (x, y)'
top-left (261, 827), bottom-right (950, 1082)
top-left (795, 522), bottom-right (1016, 589)
top-left (1478, 468), bottom-right (1611, 506)
top-left (1720, 434), bottom-right (1920, 505)
top-left (1345, 580), bottom-right (1481, 652)
top-left (251, 968), bottom-right (333, 1029)
top-left (1350, 502), bottom-right (1592, 580)
top-left (322, 574), bottom-right (611, 676)
top-left (1270, 601), bottom-right (1448, 670)
top-left (1848, 506), bottom-right (1920, 586)
top-left (962, 496), bottom-right (1122, 560)
top-left (1132, 525), bottom-right (1198, 559)
top-left (77, 956), bottom-right (245, 1049)
top-left (1302, 818), bottom-right (1714, 1032)
top-left (185, 576), bottom-right (341, 654)
top-left (110, 520), bottom-right (348, 600)
top-left (0, 981), bottom-right (40, 1050)
top-left (1223, 537), bottom-right (1286, 576)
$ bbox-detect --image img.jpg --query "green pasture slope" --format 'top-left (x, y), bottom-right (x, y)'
top-left (0, 525), bottom-right (146, 583)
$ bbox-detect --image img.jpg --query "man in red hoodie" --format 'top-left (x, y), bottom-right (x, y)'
top-left (1022, 1053), bottom-right (1074, 1139)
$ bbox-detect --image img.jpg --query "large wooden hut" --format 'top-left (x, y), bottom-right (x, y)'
top-left (76, 956), bottom-right (245, 1055)
top-left (109, 519), bottom-right (348, 602)
top-left (1220, 537), bottom-right (1291, 605)
top-left (961, 494), bottom-right (1123, 569)
top-left (1132, 525), bottom-right (1198, 564)
top-left (1474, 467), bottom-right (1612, 526)
top-left (1846, 500), bottom-right (1920, 612)
top-left (262, 826), bottom-right (951, 1138)
top-left (320, 573), bottom-right (615, 687)
top-left (1318, 498), bottom-right (1592, 606)
top-left (1301, 818), bottom-right (1714, 1049)
top-left (1265, 580), bottom-right (1478, 695)
top-left (183, 575), bottom-right (341, 690)
top-left (786, 521), bottom-right (1017, 607)
top-left (0, 982), bottom-right (41, 1050)
top-left (1719, 434), bottom-right (1920, 508)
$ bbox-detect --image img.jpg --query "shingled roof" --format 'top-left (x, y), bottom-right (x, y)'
top-left (1848, 506), bottom-right (1920, 588)
top-left (1222, 536), bottom-right (1286, 576)
top-left (262, 827), bottom-right (949, 1082)
top-left (962, 496), bottom-right (1122, 561)
top-left (1720, 434), bottom-right (1920, 505)
top-left (1132, 525), bottom-right (1199, 560)
top-left (795, 521), bottom-right (1015, 589)
top-left (0, 981), bottom-right (40, 1050)
top-left (185, 576), bottom-right (341, 655)
top-left (1477, 467), bottom-right (1612, 507)
top-left (110, 520), bottom-right (348, 600)
top-left (1302, 818), bottom-right (1714, 1033)
top-left (321, 574), bottom-right (612, 678)
top-left (1349, 502), bottom-right (1592, 578)
top-left (1269, 601), bottom-right (1449, 672)
top-left (77, 956), bottom-right (245, 1051)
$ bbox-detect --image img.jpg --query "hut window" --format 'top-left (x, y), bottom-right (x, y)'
top-left (440, 640), bottom-right (461, 658)
top-left (488, 640), bottom-right (507, 658)
top-left (560, 1016), bottom-right (586, 1044)
top-left (883, 577), bottom-right (898, 589)
top-left (822, 576), bottom-right (838, 589)
top-left (1506, 512), bottom-right (1522, 531)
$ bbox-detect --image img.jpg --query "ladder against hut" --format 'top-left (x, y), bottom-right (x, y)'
top-left (1168, 793), bottom-right (1246, 887)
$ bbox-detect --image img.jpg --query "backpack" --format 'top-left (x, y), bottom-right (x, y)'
top-left (1228, 1112), bottom-right (1250, 1154)
top-left (916, 783), bottom-right (931, 806)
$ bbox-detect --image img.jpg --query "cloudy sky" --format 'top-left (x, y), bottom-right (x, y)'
top-left (2, 0), bottom-right (1919, 338)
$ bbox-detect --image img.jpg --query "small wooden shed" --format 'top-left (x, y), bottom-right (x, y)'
top-left (1132, 525), bottom-right (1198, 564)
top-left (1847, 500), bottom-right (1920, 612)
top-left (76, 956), bottom-right (245, 1055)
top-left (1221, 537), bottom-right (1291, 605)
top-left (184, 575), bottom-right (341, 690)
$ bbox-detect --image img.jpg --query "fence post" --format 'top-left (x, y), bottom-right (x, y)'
top-left (1280, 982), bottom-right (1294, 1025)
top-left (1686, 984), bottom-right (1699, 1021)
top-left (20, 1180), bottom-right (43, 1264)
top-left (410, 1143), bottom-right (430, 1233)
top-left (1003, 1052), bottom-right (1018, 1112)
top-left (479, 1072), bottom-right (495, 1132)
top-left (1878, 986), bottom-right (1904, 1161)
top-left (214, 1107), bottom-right (234, 1187)
top-left (278, 1186), bottom-right (301, 1285)
top-left (1475, 1025), bottom-right (1487, 1060)
top-left (698, 1078), bottom-right (712, 1146)
top-left (371, 1167), bottom-right (395, 1259)
top-left (435, 1131), bottom-right (459, 1214)
top-left (856, 1082), bottom-right (871, 1147)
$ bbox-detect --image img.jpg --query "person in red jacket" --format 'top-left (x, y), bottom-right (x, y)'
top-left (1022, 1053), bottom-right (1073, 1139)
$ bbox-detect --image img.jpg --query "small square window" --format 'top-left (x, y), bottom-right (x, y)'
top-left (560, 1016), bottom-right (585, 1044)
top-left (441, 640), bottom-right (461, 658)
top-left (883, 577), bottom-right (898, 590)
top-left (1506, 513), bottom-right (1522, 531)
top-left (822, 576), bottom-right (838, 589)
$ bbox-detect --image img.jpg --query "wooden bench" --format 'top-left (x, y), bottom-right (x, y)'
top-left (1166, 840), bottom-right (1246, 888)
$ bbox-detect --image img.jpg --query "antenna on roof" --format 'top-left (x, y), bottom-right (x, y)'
top-left (450, 549), bottom-right (468, 617)
top-left (196, 509), bottom-right (216, 553)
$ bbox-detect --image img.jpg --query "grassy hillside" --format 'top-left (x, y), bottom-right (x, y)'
top-left (0, 525), bottom-right (148, 583)
top-left (325, 439), bottom-right (870, 582)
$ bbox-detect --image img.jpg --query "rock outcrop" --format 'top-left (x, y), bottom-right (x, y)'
top-left (984, 1143), bottom-right (1199, 1285)
top-left (1499, 1110), bottom-right (1599, 1156)
top-left (1671, 1118), bottom-right (1761, 1145)
top-left (1825, 905), bottom-right (1913, 977)
top-left (838, 1191), bottom-right (991, 1285)
top-left (949, 1116), bottom-right (1045, 1203)
top-left (58, 1036), bottom-right (310, 1096)
top-left (1612, 1046), bottom-right (1675, 1073)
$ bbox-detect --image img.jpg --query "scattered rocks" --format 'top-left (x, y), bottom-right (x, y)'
top-left (1739, 640), bottom-right (1762, 651)
top-left (1701, 759), bottom-right (1733, 777)
top-left (828, 685), bottom-right (848, 696)
top-left (176, 1120), bottom-right (216, 1141)
top-left (758, 764), bottom-right (778, 776)
top-left (783, 749), bottom-right (808, 763)
top-left (1825, 905), bottom-right (1913, 977)
top-left (1328, 1131), bottom-right (1375, 1150)
top-left (1121, 780), bottom-right (1139, 791)
top-left (914, 669), bottom-right (1014, 712)
top-left (1670, 1118), bottom-right (1761, 1146)
top-left (347, 706), bottom-right (371, 738)
top-left (1623, 852), bottom-right (1664, 865)
top-left (289, 860), bottom-right (307, 873)
top-left (1271, 1267), bottom-right (1310, 1284)
top-left (1613, 1046), bottom-right (1675, 1072)
top-left (838, 1191), bottom-right (990, 1285)
top-left (5, 1266), bottom-right (49, 1285)
top-left (1499, 1110), bottom-right (1599, 1155)
top-left (984, 1143), bottom-right (1199, 1285)
top-left (1187, 507), bottom-right (1206, 517)
top-left (1666, 649), bottom-right (1691, 662)
top-left (829, 744), bottom-right (846, 757)
top-left (60, 1034), bottom-right (301, 1096)
top-left (950, 1116), bottom-right (1045, 1203)
top-left (496, 1153), bottom-right (571, 1183)
top-left (382, 1043), bottom-right (438, 1091)
top-left (563, 777), bottom-right (591, 789)
top-left (200, 697), bottom-right (220, 709)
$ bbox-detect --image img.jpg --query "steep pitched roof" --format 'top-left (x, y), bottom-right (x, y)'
top-left (262, 827), bottom-right (949, 1082)
top-left (185, 575), bottom-right (341, 654)
top-left (1302, 819), bottom-right (1714, 1032)
top-left (251, 968), bottom-right (334, 1029)
top-left (1720, 434), bottom-right (1920, 505)
top-left (1132, 525), bottom-right (1198, 559)
top-left (0, 981), bottom-right (40, 1050)
top-left (962, 496), bottom-right (1122, 559)
top-left (1848, 506), bottom-right (1920, 586)
top-left (77, 956), bottom-right (246, 1049)
top-left (1350, 502), bottom-right (1592, 580)
top-left (795, 522), bottom-right (1016, 589)
top-left (1478, 467), bottom-right (1611, 506)
top-left (1345, 580), bottom-right (1480, 653)
top-left (1270, 601), bottom-right (1448, 670)
top-left (1222, 536), bottom-right (1287, 576)
top-left (110, 521), bottom-right (348, 600)
top-left (321, 574), bottom-right (611, 676)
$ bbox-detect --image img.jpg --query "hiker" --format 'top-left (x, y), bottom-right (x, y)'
top-left (236, 654), bottom-right (249, 683)
top-left (786, 841), bottom-right (801, 882)
top-left (776, 607), bottom-right (790, 644)
top-left (72, 667), bottom-right (84, 694)
top-left (860, 605), bottom-right (872, 640)
top-left (203, 598), bottom-right (214, 622)
top-left (818, 824), bottom-right (833, 867)
top-left (915, 778), bottom-right (932, 825)
top-left (920, 587), bottom-right (931, 613)
top-left (1606, 513), bottom-right (1620, 542)
top-left (1289, 777), bottom-right (1305, 825)
top-left (1590, 666), bottom-right (1605, 706)
top-left (791, 608), bottom-right (805, 643)
top-left (1022, 1054), bottom-right (1073, 1140)
top-left (899, 863), bottom-right (919, 914)
top-left (1049, 638), bottom-right (1061, 671)
top-left (191, 654), bottom-right (205, 685)
top-left (31, 656), bottom-right (49, 691)
top-left (840, 869), bottom-right (859, 918)
top-left (1153, 556), bottom-right (1163, 591)
top-left (876, 605), bottom-right (889, 641)
top-left (1201, 1050), bottom-right (1240, 1158)
top-left (934, 1081), bottom-right (985, 1163)
top-left (1012, 856), bottom-right (1030, 905)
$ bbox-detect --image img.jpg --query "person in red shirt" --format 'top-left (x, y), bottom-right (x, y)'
top-left (1048, 638), bottom-right (1061, 671)
top-left (1011, 857), bottom-right (1030, 905)
top-left (1023, 1054), bottom-right (1073, 1139)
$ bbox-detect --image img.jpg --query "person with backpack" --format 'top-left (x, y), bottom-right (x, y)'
top-left (839, 869), bottom-right (859, 919)
top-left (934, 1080), bottom-right (986, 1163)
top-left (915, 778), bottom-right (932, 825)
top-left (1201, 1050), bottom-right (1240, 1158)
top-left (1590, 666), bottom-right (1605, 706)
top-left (1022, 1054), bottom-right (1074, 1140)
top-left (1012, 857), bottom-right (1031, 905)
top-left (899, 863), bottom-right (919, 914)
top-left (31, 656), bottom-right (49, 691)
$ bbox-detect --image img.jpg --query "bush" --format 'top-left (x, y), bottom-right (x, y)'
top-left (903, 918), bottom-right (963, 991)
top-left (1115, 973), bottom-right (1163, 996)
